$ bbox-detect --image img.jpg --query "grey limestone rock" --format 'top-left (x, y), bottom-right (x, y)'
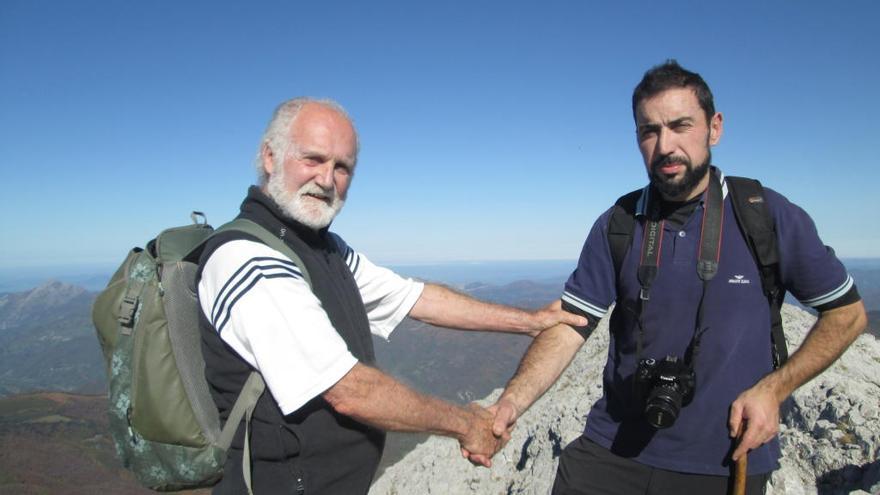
top-left (371, 305), bottom-right (880, 494)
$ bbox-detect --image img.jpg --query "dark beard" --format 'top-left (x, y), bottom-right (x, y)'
top-left (650, 150), bottom-right (711, 199)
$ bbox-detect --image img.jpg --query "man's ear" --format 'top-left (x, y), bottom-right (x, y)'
top-left (709, 112), bottom-right (724, 146)
top-left (261, 142), bottom-right (275, 176)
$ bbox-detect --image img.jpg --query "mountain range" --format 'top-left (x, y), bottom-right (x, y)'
top-left (0, 270), bottom-right (877, 493)
top-left (0, 280), bottom-right (105, 397)
top-left (0, 277), bottom-right (571, 493)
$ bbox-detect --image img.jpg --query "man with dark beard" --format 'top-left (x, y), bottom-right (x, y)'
top-left (467, 61), bottom-right (867, 494)
top-left (196, 98), bottom-right (587, 494)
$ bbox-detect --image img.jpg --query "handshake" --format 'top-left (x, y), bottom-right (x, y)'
top-left (457, 397), bottom-right (520, 468)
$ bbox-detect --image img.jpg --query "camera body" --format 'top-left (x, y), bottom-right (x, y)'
top-left (634, 355), bottom-right (696, 429)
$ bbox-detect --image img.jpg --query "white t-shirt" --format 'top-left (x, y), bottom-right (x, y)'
top-left (198, 235), bottom-right (424, 415)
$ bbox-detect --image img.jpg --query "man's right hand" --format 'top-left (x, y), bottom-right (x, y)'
top-left (461, 397), bottom-right (520, 466)
top-left (458, 403), bottom-right (509, 467)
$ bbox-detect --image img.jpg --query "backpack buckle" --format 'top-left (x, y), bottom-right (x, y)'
top-left (118, 295), bottom-right (138, 327)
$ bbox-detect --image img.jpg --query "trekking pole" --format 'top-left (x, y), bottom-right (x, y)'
top-left (733, 429), bottom-right (747, 495)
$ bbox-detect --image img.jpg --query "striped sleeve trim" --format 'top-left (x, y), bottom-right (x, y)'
top-left (329, 232), bottom-right (362, 276)
top-left (211, 256), bottom-right (303, 334)
top-left (561, 291), bottom-right (608, 319)
top-left (342, 245), bottom-right (362, 276)
top-left (800, 275), bottom-right (854, 308)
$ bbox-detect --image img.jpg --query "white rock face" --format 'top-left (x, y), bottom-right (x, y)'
top-left (371, 305), bottom-right (880, 495)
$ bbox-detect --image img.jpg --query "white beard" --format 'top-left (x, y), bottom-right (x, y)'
top-left (266, 169), bottom-right (345, 230)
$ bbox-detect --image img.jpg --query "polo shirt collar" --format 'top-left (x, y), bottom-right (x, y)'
top-left (635, 166), bottom-right (728, 218)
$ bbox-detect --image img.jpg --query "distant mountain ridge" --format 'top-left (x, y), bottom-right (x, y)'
top-left (0, 280), bottom-right (104, 397)
top-left (0, 279), bottom-right (90, 330)
top-left (0, 277), bottom-right (565, 490)
top-left (0, 277), bottom-right (568, 400)
top-left (0, 273), bottom-right (876, 491)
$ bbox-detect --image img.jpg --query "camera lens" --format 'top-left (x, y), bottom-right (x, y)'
top-left (644, 384), bottom-right (683, 429)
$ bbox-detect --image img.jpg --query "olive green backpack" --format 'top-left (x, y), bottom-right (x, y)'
top-left (92, 212), bottom-right (310, 492)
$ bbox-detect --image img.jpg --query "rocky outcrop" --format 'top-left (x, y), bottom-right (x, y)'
top-left (371, 305), bottom-right (880, 495)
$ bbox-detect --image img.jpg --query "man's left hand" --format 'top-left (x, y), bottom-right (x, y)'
top-left (461, 397), bottom-right (519, 466)
top-left (526, 300), bottom-right (588, 337)
top-left (728, 381), bottom-right (782, 461)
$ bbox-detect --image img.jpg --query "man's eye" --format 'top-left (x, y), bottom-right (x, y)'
top-left (303, 156), bottom-right (322, 165)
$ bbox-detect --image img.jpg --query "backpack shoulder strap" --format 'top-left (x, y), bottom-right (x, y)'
top-left (726, 177), bottom-right (779, 267)
top-left (208, 217), bottom-right (314, 495)
top-left (726, 176), bottom-right (788, 367)
top-left (608, 189), bottom-right (642, 279)
top-left (214, 218), bottom-right (313, 288)
top-left (216, 372), bottom-right (265, 450)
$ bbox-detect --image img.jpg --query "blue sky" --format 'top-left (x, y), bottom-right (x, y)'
top-left (1, 1), bottom-right (878, 272)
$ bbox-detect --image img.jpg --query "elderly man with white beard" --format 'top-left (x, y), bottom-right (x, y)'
top-left (196, 98), bottom-right (587, 495)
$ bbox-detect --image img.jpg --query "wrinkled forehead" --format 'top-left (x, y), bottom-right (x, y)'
top-left (635, 87), bottom-right (703, 124)
top-left (290, 104), bottom-right (358, 158)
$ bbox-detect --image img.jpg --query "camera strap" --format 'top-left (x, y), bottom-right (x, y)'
top-left (634, 172), bottom-right (725, 368)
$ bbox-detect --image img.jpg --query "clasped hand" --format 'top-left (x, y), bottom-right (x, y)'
top-left (458, 399), bottom-right (519, 468)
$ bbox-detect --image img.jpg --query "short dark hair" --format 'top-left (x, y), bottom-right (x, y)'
top-left (632, 59), bottom-right (715, 123)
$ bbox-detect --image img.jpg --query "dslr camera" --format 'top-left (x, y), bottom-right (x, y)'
top-left (634, 355), bottom-right (695, 429)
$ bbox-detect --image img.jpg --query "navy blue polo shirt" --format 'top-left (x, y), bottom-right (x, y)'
top-left (561, 168), bottom-right (856, 476)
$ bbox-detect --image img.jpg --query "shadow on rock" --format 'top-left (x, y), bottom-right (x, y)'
top-left (817, 459), bottom-right (880, 495)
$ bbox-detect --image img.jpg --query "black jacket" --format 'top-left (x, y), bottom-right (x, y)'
top-left (199, 187), bottom-right (383, 494)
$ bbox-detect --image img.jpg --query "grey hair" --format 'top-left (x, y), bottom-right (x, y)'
top-left (254, 97), bottom-right (359, 185)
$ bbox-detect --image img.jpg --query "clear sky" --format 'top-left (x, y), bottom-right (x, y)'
top-left (1, 0), bottom-right (878, 271)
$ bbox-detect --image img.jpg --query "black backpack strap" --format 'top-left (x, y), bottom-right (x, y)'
top-left (608, 189), bottom-right (642, 280)
top-left (726, 176), bottom-right (788, 368)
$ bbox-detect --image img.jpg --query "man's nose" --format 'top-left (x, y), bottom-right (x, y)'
top-left (656, 129), bottom-right (677, 157)
top-left (313, 162), bottom-right (335, 189)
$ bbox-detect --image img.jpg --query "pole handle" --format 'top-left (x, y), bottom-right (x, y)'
top-left (733, 429), bottom-right (748, 495)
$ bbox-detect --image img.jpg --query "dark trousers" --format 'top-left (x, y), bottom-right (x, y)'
top-left (551, 436), bottom-right (769, 495)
